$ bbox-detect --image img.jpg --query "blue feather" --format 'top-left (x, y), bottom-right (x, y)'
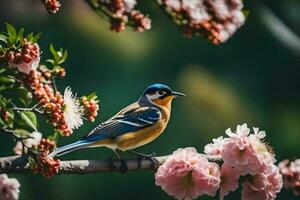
top-left (49, 140), bottom-right (91, 157)
top-left (83, 107), bottom-right (160, 143)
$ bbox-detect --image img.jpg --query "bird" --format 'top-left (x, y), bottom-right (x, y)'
top-left (49, 83), bottom-right (185, 160)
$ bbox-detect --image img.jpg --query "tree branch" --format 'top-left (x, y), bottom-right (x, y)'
top-left (0, 155), bottom-right (222, 174)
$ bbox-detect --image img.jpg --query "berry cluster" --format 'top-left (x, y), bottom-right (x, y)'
top-left (81, 96), bottom-right (99, 122)
top-left (6, 40), bottom-right (39, 67)
top-left (44, 93), bottom-right (72, 136)
top-left (25, 70), bottom-right (71, 135)
top-left (279, 159), bottom-right (300, 196)
top-left (56, 68), bottom-right (66, 78)
top-left (100, 0), bottom-right (151, 32)
top-left (42, 67), bottom-right (66, 80)
top-left (0, 108), bottom-right (10, 122)
top-left (44, 0), bottom-right (61, 14)
top-left (32, 138), bottom-right (60, 177)
top-left (130, 11), bottom-right (151, 32)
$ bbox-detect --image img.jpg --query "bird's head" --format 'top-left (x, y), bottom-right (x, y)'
top-left (140, 83), bottom-right (185, 108)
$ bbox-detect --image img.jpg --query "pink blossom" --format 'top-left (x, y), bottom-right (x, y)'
top-left (279, 159), bottom-right (300, 195)
top-left (0, 174), bottom-right (20, 200)
top-left (222, 124), bottom-right (258, 175)
top-left (181, 0), bottom-right (210, 23)
top-left (155, 147), bottom-right (221, 200)
top-left (123, 0), bottom-right (137, 12)
top-left (222, 124), bottom-right (275, 175)
top-left (241, 164), bottom-right (283, 200)
top-left (204, 136), bottom-right (227, 156)
top-left (161, 0), bottom-right (245, 43)
top-left (219, 163), bottom-right (240, 200)
top-left (164, 0), bottom-right (181, 11)
top-left (249, 128), bottom-right (276, 167)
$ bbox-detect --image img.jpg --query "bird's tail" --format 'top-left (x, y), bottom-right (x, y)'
top-left (49, 140), bottom-right (91, 157)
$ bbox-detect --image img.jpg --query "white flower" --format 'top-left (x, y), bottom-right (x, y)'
top-left (13, 132), bottom-right (42, 155)
top-left (204, 136), bottom-right (228, 155)
top-left (252, 127), bottom-right (266, 139)
top-left (225, 123), bottom-right (250, 138)
top-left (63, 87), bottom-right (83, 131)
top-left (0, 174), bottom-right (20, 200)
top-left (124, 0), bottom-right (137, 12)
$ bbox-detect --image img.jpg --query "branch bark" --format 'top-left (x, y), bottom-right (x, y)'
top-left (0, 155), bottom-right (222, 174)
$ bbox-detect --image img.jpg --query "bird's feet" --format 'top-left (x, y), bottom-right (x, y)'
top-left (107, 156), bottom-right (128, 174)
top-left (119, 158), bottom-right (128, 174)
top-left (136, 152), bottom-right (158, 168)
top-left (107, 156), bottom-right (116, 170)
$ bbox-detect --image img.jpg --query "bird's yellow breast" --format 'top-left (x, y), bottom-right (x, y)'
top-left (115, 119), bottom-right (167, 151)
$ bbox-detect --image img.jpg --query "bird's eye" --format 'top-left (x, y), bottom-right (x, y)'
top-left (158, 90), bottom-right (164, 95)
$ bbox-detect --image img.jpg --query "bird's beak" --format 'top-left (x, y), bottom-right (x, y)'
top-left (171, 91), bottom-right (185, 97)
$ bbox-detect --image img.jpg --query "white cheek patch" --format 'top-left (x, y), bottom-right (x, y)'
top-left (146, 93), bottom-right (161, 101)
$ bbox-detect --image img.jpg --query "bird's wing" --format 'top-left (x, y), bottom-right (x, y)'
top-left (81, 105), bottom-right (161, 142)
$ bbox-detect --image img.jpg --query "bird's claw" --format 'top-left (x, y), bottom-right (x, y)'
top-left (119, 158), bottom-right (128, 174)
top-left (148, 156), bottom-right (159, 168)
top-left (107, 156), bottom-right (128, 173)
top-left (136, 152), bottom-right (158, 168)
top-left (107, 156), bottom-right (116, 170)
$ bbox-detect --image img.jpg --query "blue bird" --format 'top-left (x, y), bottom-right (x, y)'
top-left (49, 83), bottom-right (185, 159)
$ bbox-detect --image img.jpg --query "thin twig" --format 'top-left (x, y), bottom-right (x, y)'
top-left (51, 76), bottom-right (58, 94)
top-left (11, 102), bottom-right (44, 114)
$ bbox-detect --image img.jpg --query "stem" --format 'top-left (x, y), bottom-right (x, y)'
top-left (11, 102), bottom-right (44, 114)
top-left (51, 76), bottom-right (58, 94)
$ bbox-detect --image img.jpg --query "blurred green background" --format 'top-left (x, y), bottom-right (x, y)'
top-left (0, 0), bottom-right (300, 199)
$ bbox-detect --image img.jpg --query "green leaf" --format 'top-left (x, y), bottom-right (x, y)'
top-left (31, 32), bottom-right (42, 43)
top-left (0, 68), bottom-right (7, 74)
top-left (86, 92), bottom-right (98, 100)
top-left (0, 76), bottom-right (15, 83)
top-left (14, 129), bottom-right (30, 137)
top-left (0, 34), bottom-right (7, 43)
top-left (46, 59), bottom-right (55, 65)
top-left (48, 130), bottom-right (60, 142)
top-left (49, 44), bottom-right (59, 63)
top-left (0, 95), bottom-right (11, 107)
top-left (0, 117), bottom-right (6, 127)
top-left (58, 50), bottom-right (68, 64)
top-left (0, 85), bottom-right (8, 92)
top-left (6, 23), bottom-right (17, 38)
top-left (243, 9), bottom-right (250, 18)
top-left (17, 28), bottom-right (24, 42)
top-left (14, 87), bottom-right (32, 106)
top-left (18, 111), bottom-right (37, 131)
top-left (26, 33), bottom-right (34, 41)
